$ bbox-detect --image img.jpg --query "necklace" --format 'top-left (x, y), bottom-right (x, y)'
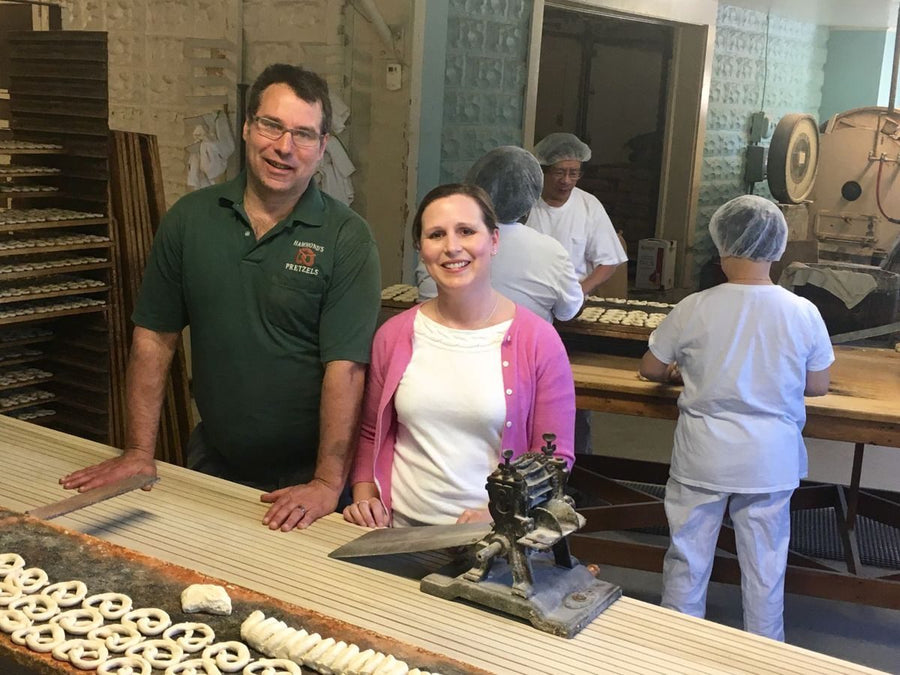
top-left (432, 292), bottom-right (500, 330)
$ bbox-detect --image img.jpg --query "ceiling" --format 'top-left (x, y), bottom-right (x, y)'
top-left (726, 0), bottom-right (899, 28)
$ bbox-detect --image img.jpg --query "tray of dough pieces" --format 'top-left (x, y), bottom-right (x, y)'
top-left (0, 508), bottom-right (487, 675)
top-left (0, 209), bottom-right (105, 227)
top-left (381, 284), bottom-right (419, 308)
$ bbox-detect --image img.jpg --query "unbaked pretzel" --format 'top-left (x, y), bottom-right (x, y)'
top-left (0, 608), bottom-right (31, 634)
top-left (83, 592), bottom-right (133, 620)
top-left (242, 658), bottom-right (302, 675)
top-left (285, 630), bottom-right (322, 663)
top-left (202, 640), bottom-right (252, 672)
top-left (315, 639), bottom-right (355, 673)
top-left (300, 636), bottom-right (336, 668)
top-left (10, 622), bottom-right (66, 652)
top-left (125, 638), bottom-right (185, 669)
top-left (344, 649), bottom-right (379, 674)
top-left (44, 580), bottom-right (88, 607)
top-left (164, 658), bottom-right (222, 675)
top-left (122, 607), bottom-right (172, 636)
top-left (51, 607), bottom-right (104, 635)
top-left (88, 623), bottom-right (143, 653)
top-left (0, 578), bottom-right (22, 607)
top-left (51, 637), bottom-right (109, 669)
top-left (96, 655), bottom-right (152, 675)
top-left (164, 621), bottom-right (216, 653)
top-left (0, 553), bottom-right (25, 580)
top-left (259, 623), bottom-right (296, 658)
top-left (9, 593), bottom-right (59, 622)
top-left (8, 567), bottom-right (49, 594)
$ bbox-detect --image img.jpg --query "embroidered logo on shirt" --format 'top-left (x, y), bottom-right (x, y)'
top-left (296, 247), bottom-right (316, 266)
top-left (285, 240), bottom-right (323, 276)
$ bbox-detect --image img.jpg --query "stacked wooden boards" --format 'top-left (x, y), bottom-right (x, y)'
top-left (0, 416), bottom-right (881, 675)
top-left (1, 31), bottom-right (114, 442)
top-left (107, 131), bottom-right (192, 465)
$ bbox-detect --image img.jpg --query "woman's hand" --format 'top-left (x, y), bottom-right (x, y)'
top-left (343, 495), bottom-right (389, 528)
top-left (456, 508), bottom-right (493, 524)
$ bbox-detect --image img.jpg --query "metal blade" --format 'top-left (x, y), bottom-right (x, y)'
top-left (330, 521), bottom-right (492, 559)
top-left (27, 474), bottom-right (159, 520)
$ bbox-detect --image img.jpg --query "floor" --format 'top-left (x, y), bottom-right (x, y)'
top-left (588, 411), bottom-right (900, 674)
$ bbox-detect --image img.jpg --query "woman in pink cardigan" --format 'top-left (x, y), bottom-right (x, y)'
top-left (343, 183), bottom-right (575, 528)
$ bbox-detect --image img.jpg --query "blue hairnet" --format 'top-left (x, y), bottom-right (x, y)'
top-left (465, 146), bottom-right (543, 223)
top-left (709, 195), bottom-right (788, 262)
top-left (532, 133), bottom-right (591, 165)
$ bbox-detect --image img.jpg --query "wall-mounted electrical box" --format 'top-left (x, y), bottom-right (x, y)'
top-left (386, 63), bottom-right (402, 91)
top-left (745, 144), bottom-right (767, 183)
top-left (749, 111), bottom-right (770, 143)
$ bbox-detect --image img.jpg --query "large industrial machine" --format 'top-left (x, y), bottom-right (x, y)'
top-left (809, 106), bottom-right (900, 269)
top-left (767, 106), bottom-right (900, 340)
top-left (763, 5), bottom-right (900, 342)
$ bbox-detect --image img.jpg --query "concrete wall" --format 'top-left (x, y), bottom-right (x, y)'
top-left (61, 0), bottom-right (241, 210)
top-left (61, 0), bottom-right (415, 285)
top-left (877, 29), bottom-right (897, 108)
top-left (820, 29), bottom-right (890, 122)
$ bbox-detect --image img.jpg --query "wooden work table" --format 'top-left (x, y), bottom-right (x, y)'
top-left (569, 345), bottom-right (900, 448)
top-left (0, 416), bottom-right (882, 674)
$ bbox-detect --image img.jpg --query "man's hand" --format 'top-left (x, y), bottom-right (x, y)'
top-left (456, 508), bottom-right (493, 524)
top-left (59, 450), bottom-right (157, 493)
top-left (342, 496), bottom-right (389, 528)
top-left (260, 477), bottom-right (341, 531)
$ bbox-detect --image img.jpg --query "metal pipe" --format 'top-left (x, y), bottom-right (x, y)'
top-left (890, 2), bottom-right (900, 114)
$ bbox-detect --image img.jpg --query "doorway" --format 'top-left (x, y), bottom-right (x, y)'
top-left (535, 6), bottom-right (673, 274)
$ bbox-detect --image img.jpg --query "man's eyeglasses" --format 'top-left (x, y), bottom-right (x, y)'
top-left (252, 115), bottom-right (323, 148)
top-left (548, 168), bottom-right (583, 180)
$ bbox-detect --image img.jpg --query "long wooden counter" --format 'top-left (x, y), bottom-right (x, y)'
top-left (0, 416), bottom-right (882, 674)
top-left (570, 345), bottom-right (900, 447)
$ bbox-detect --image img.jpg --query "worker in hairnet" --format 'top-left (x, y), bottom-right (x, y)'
top-left (639, 195), bottom-right (834, 641)
top-left (527, 133), bottom-right (627, 453)
top-left (416, 146), bottom-right (583, 322)
top-left (526, 133), bottom-right (627, 297)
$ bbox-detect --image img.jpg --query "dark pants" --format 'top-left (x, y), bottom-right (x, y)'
top-left (186, 423), bottom-right (315, 493)
top-left (575, 409), bottom-right (593, 455)
top-left (185, 423), bottom-right (353, 508)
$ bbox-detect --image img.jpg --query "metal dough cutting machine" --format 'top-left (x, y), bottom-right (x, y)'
top-left (331, 435), bottom-right (620, 637)
top-left (420, 435), bottom-right (621, 637)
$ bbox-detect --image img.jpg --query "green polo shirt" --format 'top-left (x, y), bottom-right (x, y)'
top-left (133, 174), bottom-right (381, 480)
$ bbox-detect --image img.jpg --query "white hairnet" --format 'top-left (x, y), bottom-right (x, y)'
top-left (532, 133), bottom-right (591, 165)
top-left (709, 195), bottom-right (788, 262)
top-left (465, 146), bottom-right (543, 223)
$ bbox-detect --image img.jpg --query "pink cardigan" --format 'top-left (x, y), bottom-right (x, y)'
top-left (350, 303), bottom-right (575, 516)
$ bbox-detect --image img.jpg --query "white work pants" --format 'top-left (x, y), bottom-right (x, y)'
top-left (661, 477), bottom-right (793, 641)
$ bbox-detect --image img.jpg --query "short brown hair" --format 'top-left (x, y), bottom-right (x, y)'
top-left (411, 183), bottom-right (498, 250)
top-left (246, 63), bottom-right (332, 136)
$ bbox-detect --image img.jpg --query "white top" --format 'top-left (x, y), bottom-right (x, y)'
top-left (648, 284), bottom-right (834, 493)
top-left (391, 311), bottom-right (511, 526)
top-left (525, 186), bottom-right (628, 280)
top-left (415, 222), bottom-right (584, 322)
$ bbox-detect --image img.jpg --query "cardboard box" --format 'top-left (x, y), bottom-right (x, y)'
top-left (635, 238), bottom-right (676, 289)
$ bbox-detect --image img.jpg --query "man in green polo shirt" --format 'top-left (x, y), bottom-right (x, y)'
top-left (61, 64), bottom-right (381, 532)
